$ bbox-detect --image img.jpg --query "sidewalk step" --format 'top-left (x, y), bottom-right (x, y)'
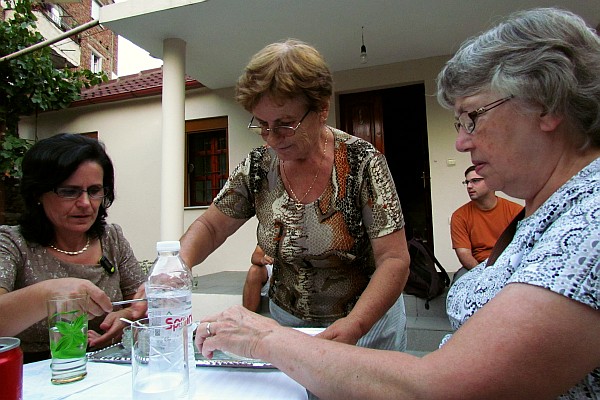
top-left (406, 316), bottom-right (451, 331)
top-left (403, 290), bottom-right (449, 319)
top-left (406, 316), bottom-right (452, 353)
top-left (404, 289), bottom-right (452, 353)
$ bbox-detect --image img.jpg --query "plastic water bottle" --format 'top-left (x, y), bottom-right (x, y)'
top-left (146, 240), bottom-right (194, 366)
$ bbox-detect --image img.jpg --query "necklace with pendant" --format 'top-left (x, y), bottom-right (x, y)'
top-left (50, 237), bottom-right (91, 256)
top-left (282, 128), bottom-right (329, 211)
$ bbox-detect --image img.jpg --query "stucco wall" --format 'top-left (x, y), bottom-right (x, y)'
top-left (19, 55), bottom-right (523, 276)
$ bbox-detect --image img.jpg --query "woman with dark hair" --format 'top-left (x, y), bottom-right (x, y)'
top-left (0, 134), bottom-right (146, 363)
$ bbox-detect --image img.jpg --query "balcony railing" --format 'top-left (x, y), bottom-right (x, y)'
top-left (36, 3), bottom-right (76, 32)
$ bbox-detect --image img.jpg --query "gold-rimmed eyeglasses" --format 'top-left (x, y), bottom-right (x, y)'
top-left (248, 110), bottom-right (311, 137)
top-left (454, 95), bottom-right (514, 134)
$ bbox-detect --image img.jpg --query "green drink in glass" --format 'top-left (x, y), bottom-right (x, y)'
top-left (47, 294), bottom-right (89, 384)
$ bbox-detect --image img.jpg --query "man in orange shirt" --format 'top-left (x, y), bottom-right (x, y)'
top-left (450, 166), bottom-right (522, 281)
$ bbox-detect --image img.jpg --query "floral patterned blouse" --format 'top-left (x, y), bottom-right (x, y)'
top-left (445, 157), bottom-right (600, 399)
top-left (214, 128), bottom-right (405, 322)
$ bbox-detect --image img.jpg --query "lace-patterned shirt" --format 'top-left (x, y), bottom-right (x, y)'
top-left (0, 223), bottom-right (145, 353)
top-left (214, 128), bottom-right (404, 322)
top-left (445, 157), bottom-right (600, 399)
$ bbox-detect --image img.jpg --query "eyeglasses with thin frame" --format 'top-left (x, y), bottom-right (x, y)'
top-left (462, 178), bottom-right (484, 185)
top-left (454, 95), bottom-right (514, 134)
top-left (248, 109), bottom-right (311, 137)
top-left (53, 185), bottom-right (109, 200)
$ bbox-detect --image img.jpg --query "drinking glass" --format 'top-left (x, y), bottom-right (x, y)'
top-left (131, 317), bottom-right (189, 399)
top-left (47, 294), bottom-right (89, 384)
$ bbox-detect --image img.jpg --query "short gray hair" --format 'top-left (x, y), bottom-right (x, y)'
top-left (437, 8), bottom-right (600, 148)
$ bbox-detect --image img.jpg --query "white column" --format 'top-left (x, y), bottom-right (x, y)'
top-left (160, 38), bottom-right (186, 240)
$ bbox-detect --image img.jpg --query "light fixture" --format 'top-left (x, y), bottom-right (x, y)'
top-left (360, 26), bottom-right (368, 64)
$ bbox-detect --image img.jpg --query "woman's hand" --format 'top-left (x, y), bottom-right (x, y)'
top-left (88, 284), bottom-right (148, 349)
top-left (88, 308), bottom-right (132, 349)
top-left (126, 283), bottom-right (148, 320)
top-left (317, 316), bottom-right (363, 345)
top-left (87, 329), bottom-right (117, 349)
top-left (196, 305), bottom-right (280, 360)
top-left (44, 278), bottom-right (113, 318)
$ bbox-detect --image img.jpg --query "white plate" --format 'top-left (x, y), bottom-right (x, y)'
top-left (294, 327), bottom-right (325, 336)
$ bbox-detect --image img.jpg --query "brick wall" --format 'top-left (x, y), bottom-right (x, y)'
top-left (62, 0), bottom-right (118, 76)
top-left (2, 1), bottom-right (118, 75)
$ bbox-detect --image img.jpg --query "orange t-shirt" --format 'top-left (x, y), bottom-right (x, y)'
top-left (451, 197), bottom-right (523, 263)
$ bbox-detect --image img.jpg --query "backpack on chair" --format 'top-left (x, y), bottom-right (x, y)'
top-left (404, 237), bottom-right (451, 309)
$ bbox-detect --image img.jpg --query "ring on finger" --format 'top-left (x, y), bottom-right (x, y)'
top-left (206, 322), bottom-right (212, 336)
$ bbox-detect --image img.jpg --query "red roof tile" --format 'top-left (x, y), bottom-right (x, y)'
top-left (72, 67), bottom-right (203, 107)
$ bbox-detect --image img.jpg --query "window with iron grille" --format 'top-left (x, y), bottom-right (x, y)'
top-left (185, 117), bottom-right (228, 207)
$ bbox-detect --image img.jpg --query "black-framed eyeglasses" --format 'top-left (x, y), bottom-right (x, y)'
top-left (248, 109), bottom-right (311, 137)
top-left (454, 95), bottom-right (514, 134)
top-left (462, 178), bottom-right (484, 185)
top-left (53, 185), bottom-right (109, 199)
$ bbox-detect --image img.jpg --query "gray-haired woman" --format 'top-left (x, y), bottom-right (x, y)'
top-left (195, 8), bottom-right (600, 399)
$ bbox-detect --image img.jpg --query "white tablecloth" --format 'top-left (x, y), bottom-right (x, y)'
top-left (23, 359), bottom-right (308, 399)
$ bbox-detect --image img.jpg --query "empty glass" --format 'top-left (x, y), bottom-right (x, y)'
top-left (131, 317), bottom-right (189, 399)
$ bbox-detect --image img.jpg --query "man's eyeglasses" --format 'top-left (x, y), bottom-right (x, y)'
top-left (454, 95), bottom-right (513, 134)
top-left (53, 185), bottom-right (109, 199)
top-left (248, 110), bottom-right (311, 137)
top-left (462, 178), bottom-right (484, 185)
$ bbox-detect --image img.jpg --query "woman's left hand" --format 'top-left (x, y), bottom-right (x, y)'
top-left (88, 308), bottom-right (133, 348)
top-left (88, 285), bottom-right (148, 348)
top-left (196, 305), bottom-right (280, 359)
top-left (87, 329), bottom-right (117, 349)
top-left (316, 316), bottom-right (363, 345)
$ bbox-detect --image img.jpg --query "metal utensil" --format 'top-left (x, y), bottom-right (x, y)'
top-left (111, 298), bottom-right (147, 306)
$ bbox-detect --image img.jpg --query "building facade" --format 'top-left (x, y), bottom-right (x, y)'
top-left (1, 0), bottom-right (117, 77)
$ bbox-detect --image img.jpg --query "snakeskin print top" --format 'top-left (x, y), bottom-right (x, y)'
top-left (214, 128), bottom-right (404, 322)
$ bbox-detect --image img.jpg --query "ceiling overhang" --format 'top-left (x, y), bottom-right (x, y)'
top-left (100, 0), bottom-right (600, 89)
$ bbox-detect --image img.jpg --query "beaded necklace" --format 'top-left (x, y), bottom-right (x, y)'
top-left (49, 237), bottom-right (90, 256)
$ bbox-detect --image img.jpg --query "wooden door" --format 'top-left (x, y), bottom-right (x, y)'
top-left (339, 85), bottom-right (434, 248)
top-left (340, 92), bottom-right (384, 153)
